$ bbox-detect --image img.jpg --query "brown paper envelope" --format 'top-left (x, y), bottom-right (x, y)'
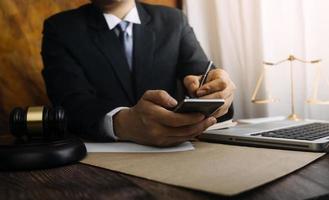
top-left (81, 142), bottom-right (325, 196)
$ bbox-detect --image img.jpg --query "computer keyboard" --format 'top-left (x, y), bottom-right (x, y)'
top-left (252, 123), bottom-right (329, 141)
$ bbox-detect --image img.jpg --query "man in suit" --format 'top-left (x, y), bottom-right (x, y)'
top-left (41, 0), bottom-right (236, 146)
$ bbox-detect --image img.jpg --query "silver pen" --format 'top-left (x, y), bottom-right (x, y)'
top-left (199, 61), bottom-right (213, 88)
top-left (184, 61), bottom-right (213, 99)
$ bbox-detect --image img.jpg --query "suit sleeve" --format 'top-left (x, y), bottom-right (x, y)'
top-left (41, 19), bottom-right (118, 141)
top-left (177, 12), bottom-right (234, 122)
top-left (177, 13), bottom-right (210, 78)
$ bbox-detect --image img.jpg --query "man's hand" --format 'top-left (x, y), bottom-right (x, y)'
top-left (113, 90), bottom-right (217, 147)
top-left (184, 68), bottom-right (236, 118)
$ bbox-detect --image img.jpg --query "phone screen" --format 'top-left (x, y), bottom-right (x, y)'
top-left (173, 99), bottom-right (225, 117)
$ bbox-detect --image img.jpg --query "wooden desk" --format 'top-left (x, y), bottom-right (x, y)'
top-left (0, 154), bottom-right (328, 200)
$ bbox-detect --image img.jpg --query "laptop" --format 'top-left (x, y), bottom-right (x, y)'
top-left (199, 120), bottom-right (329, 152)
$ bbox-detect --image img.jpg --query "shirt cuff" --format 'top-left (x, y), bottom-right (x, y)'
top-left (102, 107), bottom-right (129, 141)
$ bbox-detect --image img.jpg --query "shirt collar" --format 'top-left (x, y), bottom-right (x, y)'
top-left (103, 6), bottom-right (141, 34)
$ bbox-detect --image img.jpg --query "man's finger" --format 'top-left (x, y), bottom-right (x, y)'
top-left (151, 105), bottom-right (206, 127)
top-left (146, 117), bottom-right (215, 147)
top-left (199, 86), bottom-right (232, 99)
top-left (164, 117), bottom-right (217, 137)
top-left (196, 79), bottom-right (228, 97)
top-left (142, 91), bottom-right (205, 127)
top-left (143, 90), bottom-right (177, 108)
top-left (184, 75), bottom-right (201, 97)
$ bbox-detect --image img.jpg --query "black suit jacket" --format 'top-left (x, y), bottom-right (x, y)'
top-left (41, 2), bottom-right (233, 140)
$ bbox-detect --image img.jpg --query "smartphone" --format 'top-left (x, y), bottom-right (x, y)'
top-left (173, 98), bottom-right (225, 117)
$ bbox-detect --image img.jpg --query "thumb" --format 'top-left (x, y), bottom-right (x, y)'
top-left (142, 90), bottom-right (178, 108)
top-left (184, 75), bottom-right (201, 97)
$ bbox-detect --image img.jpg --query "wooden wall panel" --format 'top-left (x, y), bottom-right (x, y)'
top-left (0, 0), bottom-right (181, 133)
top-left (0, 0), bottom-right (89, 133)
top-left (141, 0), bottom-right (181, 8)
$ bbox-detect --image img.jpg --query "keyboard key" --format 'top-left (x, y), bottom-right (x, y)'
top-left (258, 123), bottom-right (329, 141)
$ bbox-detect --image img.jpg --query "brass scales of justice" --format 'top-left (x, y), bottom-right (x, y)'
top-left (251, 55), bottom-right (329, 121)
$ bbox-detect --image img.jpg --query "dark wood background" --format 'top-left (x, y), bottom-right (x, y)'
top-left (0, 0), bottom-right (181, 133)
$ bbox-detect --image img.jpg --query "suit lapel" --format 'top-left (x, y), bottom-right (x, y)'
top-left (133, 3), bottom-right (156, 100)
top-left (87, 4), bottom-right (135, 103)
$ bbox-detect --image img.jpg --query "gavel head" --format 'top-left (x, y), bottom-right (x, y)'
top-left (9, 106), bottom-right (67, 140)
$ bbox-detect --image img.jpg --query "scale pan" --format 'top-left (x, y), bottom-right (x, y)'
top-left (306, 99), bottom-right (329, 105)
top-left (251, 98), bottom-right (279, 104)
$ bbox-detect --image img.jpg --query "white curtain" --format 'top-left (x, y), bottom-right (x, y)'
top-left (184, 0), bottom-right (329, 120)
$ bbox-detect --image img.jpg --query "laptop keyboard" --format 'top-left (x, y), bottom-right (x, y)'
top-left (251, 123), bottom-right (329, 141)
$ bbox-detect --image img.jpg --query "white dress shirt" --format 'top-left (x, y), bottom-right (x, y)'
top-left (101, 6), bottom-right (141, 140)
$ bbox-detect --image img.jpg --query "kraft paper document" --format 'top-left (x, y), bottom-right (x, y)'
top-left (81, 142), bottom-right (325, 196)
